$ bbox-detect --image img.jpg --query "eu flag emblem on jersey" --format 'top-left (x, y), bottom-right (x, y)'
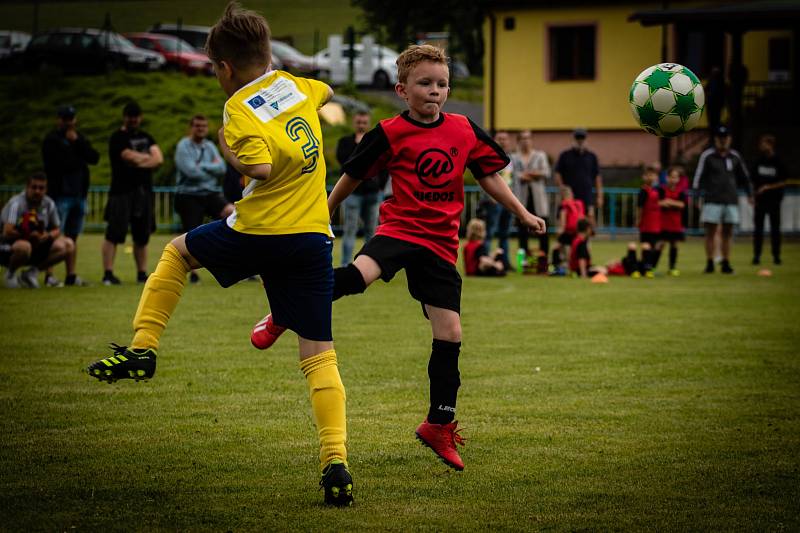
top-left (248, 95), bottom-right (266, 109)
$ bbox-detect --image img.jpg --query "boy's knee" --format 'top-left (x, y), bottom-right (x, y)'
top-left (333, 264), bottom-right (367, 301)
top-left (12, 240), bottom-right (32, 256)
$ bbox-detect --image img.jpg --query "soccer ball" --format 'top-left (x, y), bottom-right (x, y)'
top-left (629, 63), bottom-right (705, 137)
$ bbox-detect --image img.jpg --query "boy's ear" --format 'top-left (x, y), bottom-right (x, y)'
top-left (394, 82), bottom-right (406, 101)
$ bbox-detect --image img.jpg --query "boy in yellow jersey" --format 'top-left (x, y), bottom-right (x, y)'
top-left (85, 2), bottom-right (353, 506)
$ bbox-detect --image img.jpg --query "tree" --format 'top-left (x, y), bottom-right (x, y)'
top-left (351, 0), bottom-right (488, 75)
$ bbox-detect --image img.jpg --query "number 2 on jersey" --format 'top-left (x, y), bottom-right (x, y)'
top-left (286, 117), bottom-right (320, 174)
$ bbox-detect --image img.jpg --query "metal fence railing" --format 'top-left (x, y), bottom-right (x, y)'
top-left (1, 184), bottom-right (798, 237)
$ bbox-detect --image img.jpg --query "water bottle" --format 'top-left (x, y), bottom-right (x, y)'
top-left (516, 248), bottom-right (526, 273)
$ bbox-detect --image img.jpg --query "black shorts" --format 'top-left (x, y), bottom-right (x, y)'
top-left (104, 188), bottom-right (155, 245)
top-left (175, 193), bottom-right (229, 233)
top-left (557, 232), bottom-right (576, 246)
top-left (357, 235), bottom-right (462, 315)
top-left (639, 232), bottom-right (661, 246)
top-left (660, 231), bottom-right (685, 242)
top-left (0, 239), bottom-right (53, 267)
top-left (186, 220), bottom-right (333, 341)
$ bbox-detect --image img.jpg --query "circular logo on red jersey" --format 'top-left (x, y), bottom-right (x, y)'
top-left (415, 148), bottom-right (454, 189)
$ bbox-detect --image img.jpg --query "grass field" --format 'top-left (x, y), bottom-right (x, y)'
top-left (1, 235), bottom-right (799, 530)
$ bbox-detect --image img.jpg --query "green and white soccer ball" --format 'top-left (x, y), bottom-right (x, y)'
top-left (629, 63), bottom-right (705, 137)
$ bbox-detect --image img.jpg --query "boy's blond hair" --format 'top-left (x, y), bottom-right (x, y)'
top-left (206, 2), bottom-right (271, 71)
top-left (396, 44), bottom-right (448, 83)
top-left (466, 218), bottom-right (486, 242)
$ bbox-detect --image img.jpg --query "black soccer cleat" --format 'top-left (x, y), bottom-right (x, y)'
top-left (320, 460), bottom-right (353, 507)
top-left (86, 343), bottom-right (157, 383)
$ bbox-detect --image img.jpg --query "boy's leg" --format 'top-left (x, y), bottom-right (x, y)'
top-left (86, 234), bottom-right (196, 382)
top-left (669, 241), bottom-right (678, 270)
top-left (333, 254), bottom-right (381, 300)
top-left (753, 204), bottom-right (765, 262)
top-left (298, 337), bottom-right (352, 506)
top-left (415, 305), bottom-right (466, 471)
top-left (768, 203), bottom-right (781, 263)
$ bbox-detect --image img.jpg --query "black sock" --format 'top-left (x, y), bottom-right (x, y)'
top-left (427, 339), bottom-right (461, 424)
top-left (137, 270), bottom-right (148, 281)
top-left (333, 263), bottom-right (367, 301)
top-left (65, 274), bottom-right (76, 284)
top-left (104, 270), bottom-right (113, 278)
top-left (651, 248), bottom-right (662, 268)
top-left (669, 246), bottom-right (678, 269)
top-left (642, 249), bottom-right (653, 269)
top-left (551, 248), bottom-right (560, 266)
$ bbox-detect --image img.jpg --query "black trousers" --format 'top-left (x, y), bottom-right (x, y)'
top-left (753, 201), bottom-right (782, 260)
top-left (517, 188), bottom-right (549, 255)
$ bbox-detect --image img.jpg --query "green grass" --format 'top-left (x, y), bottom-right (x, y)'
top-left (0, 0), bottom-right (362, 55)
top-left (1, 235), bottom-right (798, 530)
top-left (0, 71), bottom-right (400, 187)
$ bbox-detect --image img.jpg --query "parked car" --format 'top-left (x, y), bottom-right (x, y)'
top-left (148, 23), bottom-right (283, 69)
top-left (270, 40), bottom-right (316, 74)
top-left (23, 28), bottom-right (164, 73)
top-left (313, 43), bottom-right (398, 88)
top-left (125, 32), bottom-right (212, 75)
top-left (0, 30), bottom-right (31, 59)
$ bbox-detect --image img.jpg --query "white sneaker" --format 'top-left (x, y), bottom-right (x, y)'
top-left (4, 271), bottom-right (20, 289)
top-left (20, 267), bottom-right (40, 289)
top-left (45, 274), bottom-right (64, 287)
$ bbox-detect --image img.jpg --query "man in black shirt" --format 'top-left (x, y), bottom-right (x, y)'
top-left (554, 128), bottom-right (603, 227)
top-left (751, 134), bottom-right (786, 265)
top-left (335, 110), bottom-right (386, 266)
top-left (102, 101), bottom-right (163, 285)
top-left (41, 105), bottom-right (99, 286)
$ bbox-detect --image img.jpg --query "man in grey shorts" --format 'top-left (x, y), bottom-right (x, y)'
top-left (692, 126), bottom-right (752, 274)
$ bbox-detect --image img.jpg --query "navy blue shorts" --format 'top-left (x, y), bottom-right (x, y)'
top-left (185, 220), bottom-right (333, 341)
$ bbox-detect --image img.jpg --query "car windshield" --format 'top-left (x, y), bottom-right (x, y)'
top-left (158, 37), bottom-right (196, 53)
top-left (99, 32), bottom-right (138, 51)
top-left (271, 40), bottom-right (305, 61)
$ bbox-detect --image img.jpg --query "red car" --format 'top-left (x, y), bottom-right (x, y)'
top-left (124, 32), bottom-right (212, 75)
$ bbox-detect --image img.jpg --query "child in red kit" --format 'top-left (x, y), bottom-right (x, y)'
top-left (659, 166), bottom-right (688, 276)
top-left (550, 186), bottom-right (585, 275)
top-left (637, 164), bottom-right (664, 276)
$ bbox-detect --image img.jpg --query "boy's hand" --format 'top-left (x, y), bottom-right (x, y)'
top-left (521, 212), bottom-right (546, 234)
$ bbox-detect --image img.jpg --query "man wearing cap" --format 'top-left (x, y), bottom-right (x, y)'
top-left (102, 101), bottom-right (163, 285)
top-left (692, 125), bottom-right (752, 274)
top-left (41, 105), bottom-right (99, 286)
top-left (554, 128), bottom-right (603, 227)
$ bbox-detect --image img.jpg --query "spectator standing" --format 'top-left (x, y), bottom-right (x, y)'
top-left (481, 130), bottom-right (513, 268)
top-left (692, 125), bottom-right (752, 274)
top-left (335, 111), bottom-right (384, 266)
top-left (102, 101), bottom-right (163, 285)
top-left (41, 104), bottom-right (99, 286)
top-left (554, 128), bottom-right (603, 227)
top-left (1, 173), bottom-right (74, 288)
top-left (174, 114), bottom-right (233, 283)
top-left (751, 134), bottom-right (786, 266)
top-left (512, 129), bottom-right (550, 269)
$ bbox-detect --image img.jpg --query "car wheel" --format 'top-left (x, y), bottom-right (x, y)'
top-left (372, 70), bottom-right (390, 89)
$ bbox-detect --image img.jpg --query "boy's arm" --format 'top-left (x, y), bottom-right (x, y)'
top-left (479, 172), bottom-right (546, 234)
top-left (218, 127), bottom-right (271, 180)
top-left (328, 173), bottom-right (361, 214)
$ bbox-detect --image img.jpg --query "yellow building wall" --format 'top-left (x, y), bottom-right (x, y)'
top-left (744, 30), bottom-right (792, 82)
top-left (484, 4), bottom-right (665, 131)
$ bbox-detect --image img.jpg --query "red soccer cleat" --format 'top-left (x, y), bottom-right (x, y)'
top-left (250, 313), bottom-right (286, 350)
top-left (415, 419), bottom-right (466, 471)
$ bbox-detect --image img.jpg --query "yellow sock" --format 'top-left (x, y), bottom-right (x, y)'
top-left (300, 349), bottom-right (347, 470)
top-left (131, 243), bottom-right (190, 350)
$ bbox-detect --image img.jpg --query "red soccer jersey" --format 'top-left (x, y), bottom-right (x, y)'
top-left (463, 240), bottom-right (484, 276)
top-left (660, 186), bottom-right (687, 232)
top-left (638, 185), bottom-right (664, 234)
top-left (342, 111), bottom-right (509, 264)
top-left (568, 234), bottom-right (590, 273)
top-left (560, 198), bottom-right (585, 233)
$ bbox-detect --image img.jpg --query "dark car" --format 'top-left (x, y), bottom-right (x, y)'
top-left (125, 32), bottom-right (213, 75)
top-left (23, 28), bottom-right (165, 74)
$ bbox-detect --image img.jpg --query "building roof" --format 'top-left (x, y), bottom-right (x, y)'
top-left (629, 1), bottom-right (800, 30)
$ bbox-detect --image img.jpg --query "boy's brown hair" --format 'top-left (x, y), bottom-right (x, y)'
top-left (206, 2), bottom-right (271, 71)
top-left (396, 44), bottom-right (448, 83)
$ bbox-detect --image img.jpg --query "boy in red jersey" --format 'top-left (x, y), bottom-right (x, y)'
top-left (659, 166), bottom-right (688, 276)
top-left (550, 186), bottom-right (585, 274)
top-left (250, 44), bottom-right (544, 471)
top-left (637, 164), bottom-right (664, 276)
top-left (463, 218), bottom-right (506, 276)
top-left (569, 219), bottom-right (604, 277)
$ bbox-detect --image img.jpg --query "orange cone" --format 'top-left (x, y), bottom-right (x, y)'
top-left (591, 273), bottom-right (609, 283)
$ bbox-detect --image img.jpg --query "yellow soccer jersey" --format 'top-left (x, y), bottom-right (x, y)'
top-left (223, 70), bottom-right (332, 236)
